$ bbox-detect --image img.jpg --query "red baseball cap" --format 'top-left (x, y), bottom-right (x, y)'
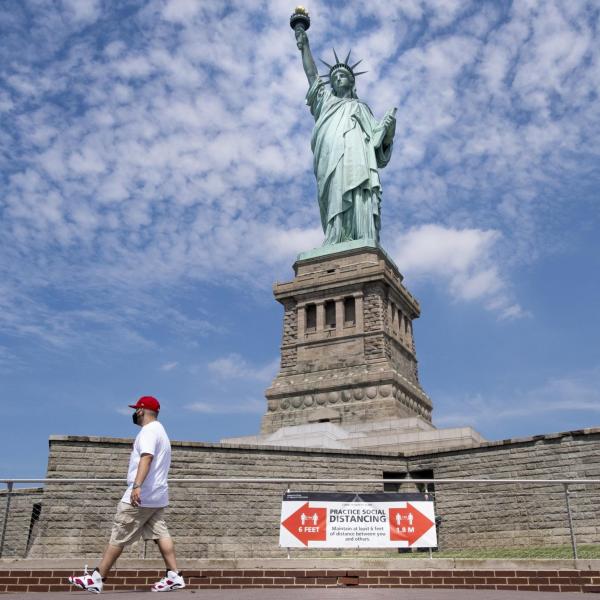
top-left (128, 396), bottom-right (160, 412)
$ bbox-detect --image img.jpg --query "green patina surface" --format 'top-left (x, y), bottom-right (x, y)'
top-left (297, 239), bottom-right (377, 261)
top-left (294, 23), bottom-right (397, 248)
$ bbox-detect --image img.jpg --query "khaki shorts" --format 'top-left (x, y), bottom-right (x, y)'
top-left (109, 501), bottom-right (170, 548)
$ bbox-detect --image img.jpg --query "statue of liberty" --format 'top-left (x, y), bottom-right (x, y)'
top-left (292, 9), bottom-right (397, 246)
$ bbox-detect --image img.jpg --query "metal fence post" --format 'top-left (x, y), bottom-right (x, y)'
top-left (424, 489), bottom-right (433, 559)
top-left (563, 483), bottom-right (578, 560)
top-left (285, 483), bottom-right (291, 560)
top-left (0, 482), bottom-right (14, 558)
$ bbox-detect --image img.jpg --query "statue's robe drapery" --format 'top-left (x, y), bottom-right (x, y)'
top-left (306, 77), bottom-right (393, 245)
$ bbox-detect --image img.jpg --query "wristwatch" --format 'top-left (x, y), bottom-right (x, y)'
top-left (132, 483), bottom-right (141, 489)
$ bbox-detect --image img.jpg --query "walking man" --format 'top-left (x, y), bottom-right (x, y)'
top-left (69, 396), bottom-right (185, 593)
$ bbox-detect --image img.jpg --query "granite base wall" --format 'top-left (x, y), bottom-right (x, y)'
top-left (20, 427), bottom-right (600, 559)
top-left (410, 429), bottom-right (600, 551)
top-left (29, 438), bottom-right (405, 560)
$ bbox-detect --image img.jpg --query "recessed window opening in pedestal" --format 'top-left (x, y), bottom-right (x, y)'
top-left (306, 304), bottom-right (317, 331)
top-left (344, 296), bottom-right (356, 325)
top-left (382, 469), bottom-right (435, 494)
top-left (26, 502), bottom-right (42, 553)
top-left (325, 300), bottom-right (336, 328)
top-left (383, 471), bottom-right (407, 492)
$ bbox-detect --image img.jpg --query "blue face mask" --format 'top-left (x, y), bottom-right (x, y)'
top-left (132, 409), bottom-right (141, 425)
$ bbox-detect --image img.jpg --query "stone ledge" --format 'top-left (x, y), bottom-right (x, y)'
top-left (0, 488), bottom-right (43, 495)
top-left (2, 558), bottom-right (600, 570)
top-left (48, 435), bottom-right (405, 457)
top-left (404, 427), bottom-right (600, 458)
top-left (49, 426), bottom-right (600, 461)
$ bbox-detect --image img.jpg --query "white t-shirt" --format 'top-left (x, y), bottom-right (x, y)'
top-left (121, 420), bottom-right (171, 508)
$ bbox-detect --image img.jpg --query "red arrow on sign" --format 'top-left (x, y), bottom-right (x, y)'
top-left (281, 502), bottom-right (327, 546)
top-left (389, 503), bottom-right (434, 545)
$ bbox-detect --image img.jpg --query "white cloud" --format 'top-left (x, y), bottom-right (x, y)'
top-left (391, 224), bottom-right (524, 318)
top-left (263, 227), bottom-right (323, 263)
top-left (394, 225), bottom-right (499, 274)
top-left (61, 0), bottom-right (101, 24)
top-left (0, 345), bottom-right (20, 373)
top-left (160, 361), bottom-right (178, 372)
top-left (1, 0), bottom-right (599, 349)
top-left (185, 398), bottom-right (264, 415)
top-left (162, 0), bottom-right (201, 23)
top-left (436, 366), bottom-right (600, 430)
top-left (208, 354), bottom-right (278, 383)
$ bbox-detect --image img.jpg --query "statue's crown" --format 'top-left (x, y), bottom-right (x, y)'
top-left (320, 48), bottom-right (367, 82)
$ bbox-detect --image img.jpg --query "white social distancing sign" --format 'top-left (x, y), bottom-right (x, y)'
top-left (280, 492), bottom-right (437, 549)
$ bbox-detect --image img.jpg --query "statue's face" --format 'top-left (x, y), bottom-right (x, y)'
top-left (331, 69), bottom-right (353, 96)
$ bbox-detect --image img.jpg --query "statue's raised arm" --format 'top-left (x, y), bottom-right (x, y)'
top-left (290, 7), bottom-right (397, 247)
top-left (295, 28), bottom-right (318, 86)
top-left (290, 6), bottom-right (317, 86)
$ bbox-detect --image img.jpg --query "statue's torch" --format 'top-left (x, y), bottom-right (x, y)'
top-left (290, 6), bottom-right (310, 44)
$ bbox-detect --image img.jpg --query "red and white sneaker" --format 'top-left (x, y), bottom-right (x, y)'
top-left (151, 570), bottom-right (185, 592)
top-left (68, 565), bottom-right (104, 594)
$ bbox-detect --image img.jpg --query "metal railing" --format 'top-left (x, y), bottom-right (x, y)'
top-left (1, 478), bottom-right (599, 560)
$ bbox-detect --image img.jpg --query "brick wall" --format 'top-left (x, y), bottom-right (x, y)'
top-left (0, 566), bottom-right (599, 593)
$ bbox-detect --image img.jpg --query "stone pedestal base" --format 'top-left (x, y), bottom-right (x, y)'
top-left (262, 244), bottom-right (432, 434)
top-left (240, 242), bottom-right (486, 455)
top-left (223, 417), bottom-right (485, 454)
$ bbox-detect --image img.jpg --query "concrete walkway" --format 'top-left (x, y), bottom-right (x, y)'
top-left (0, 590), bottom-right (585, 599)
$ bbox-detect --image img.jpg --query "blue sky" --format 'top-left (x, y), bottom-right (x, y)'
top-left (1, 0), bottom-right (599, 477)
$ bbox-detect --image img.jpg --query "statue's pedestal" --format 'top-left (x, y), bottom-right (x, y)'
top-left (262, 244), bottom-right (431, 432)
top-left (223, 243), bottom-right (484, 453)
top-left (223, 417), bottom-right (485, 454)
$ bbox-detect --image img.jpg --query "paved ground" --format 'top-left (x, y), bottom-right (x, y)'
top-left (0, 590), bottom-right (585, 599)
